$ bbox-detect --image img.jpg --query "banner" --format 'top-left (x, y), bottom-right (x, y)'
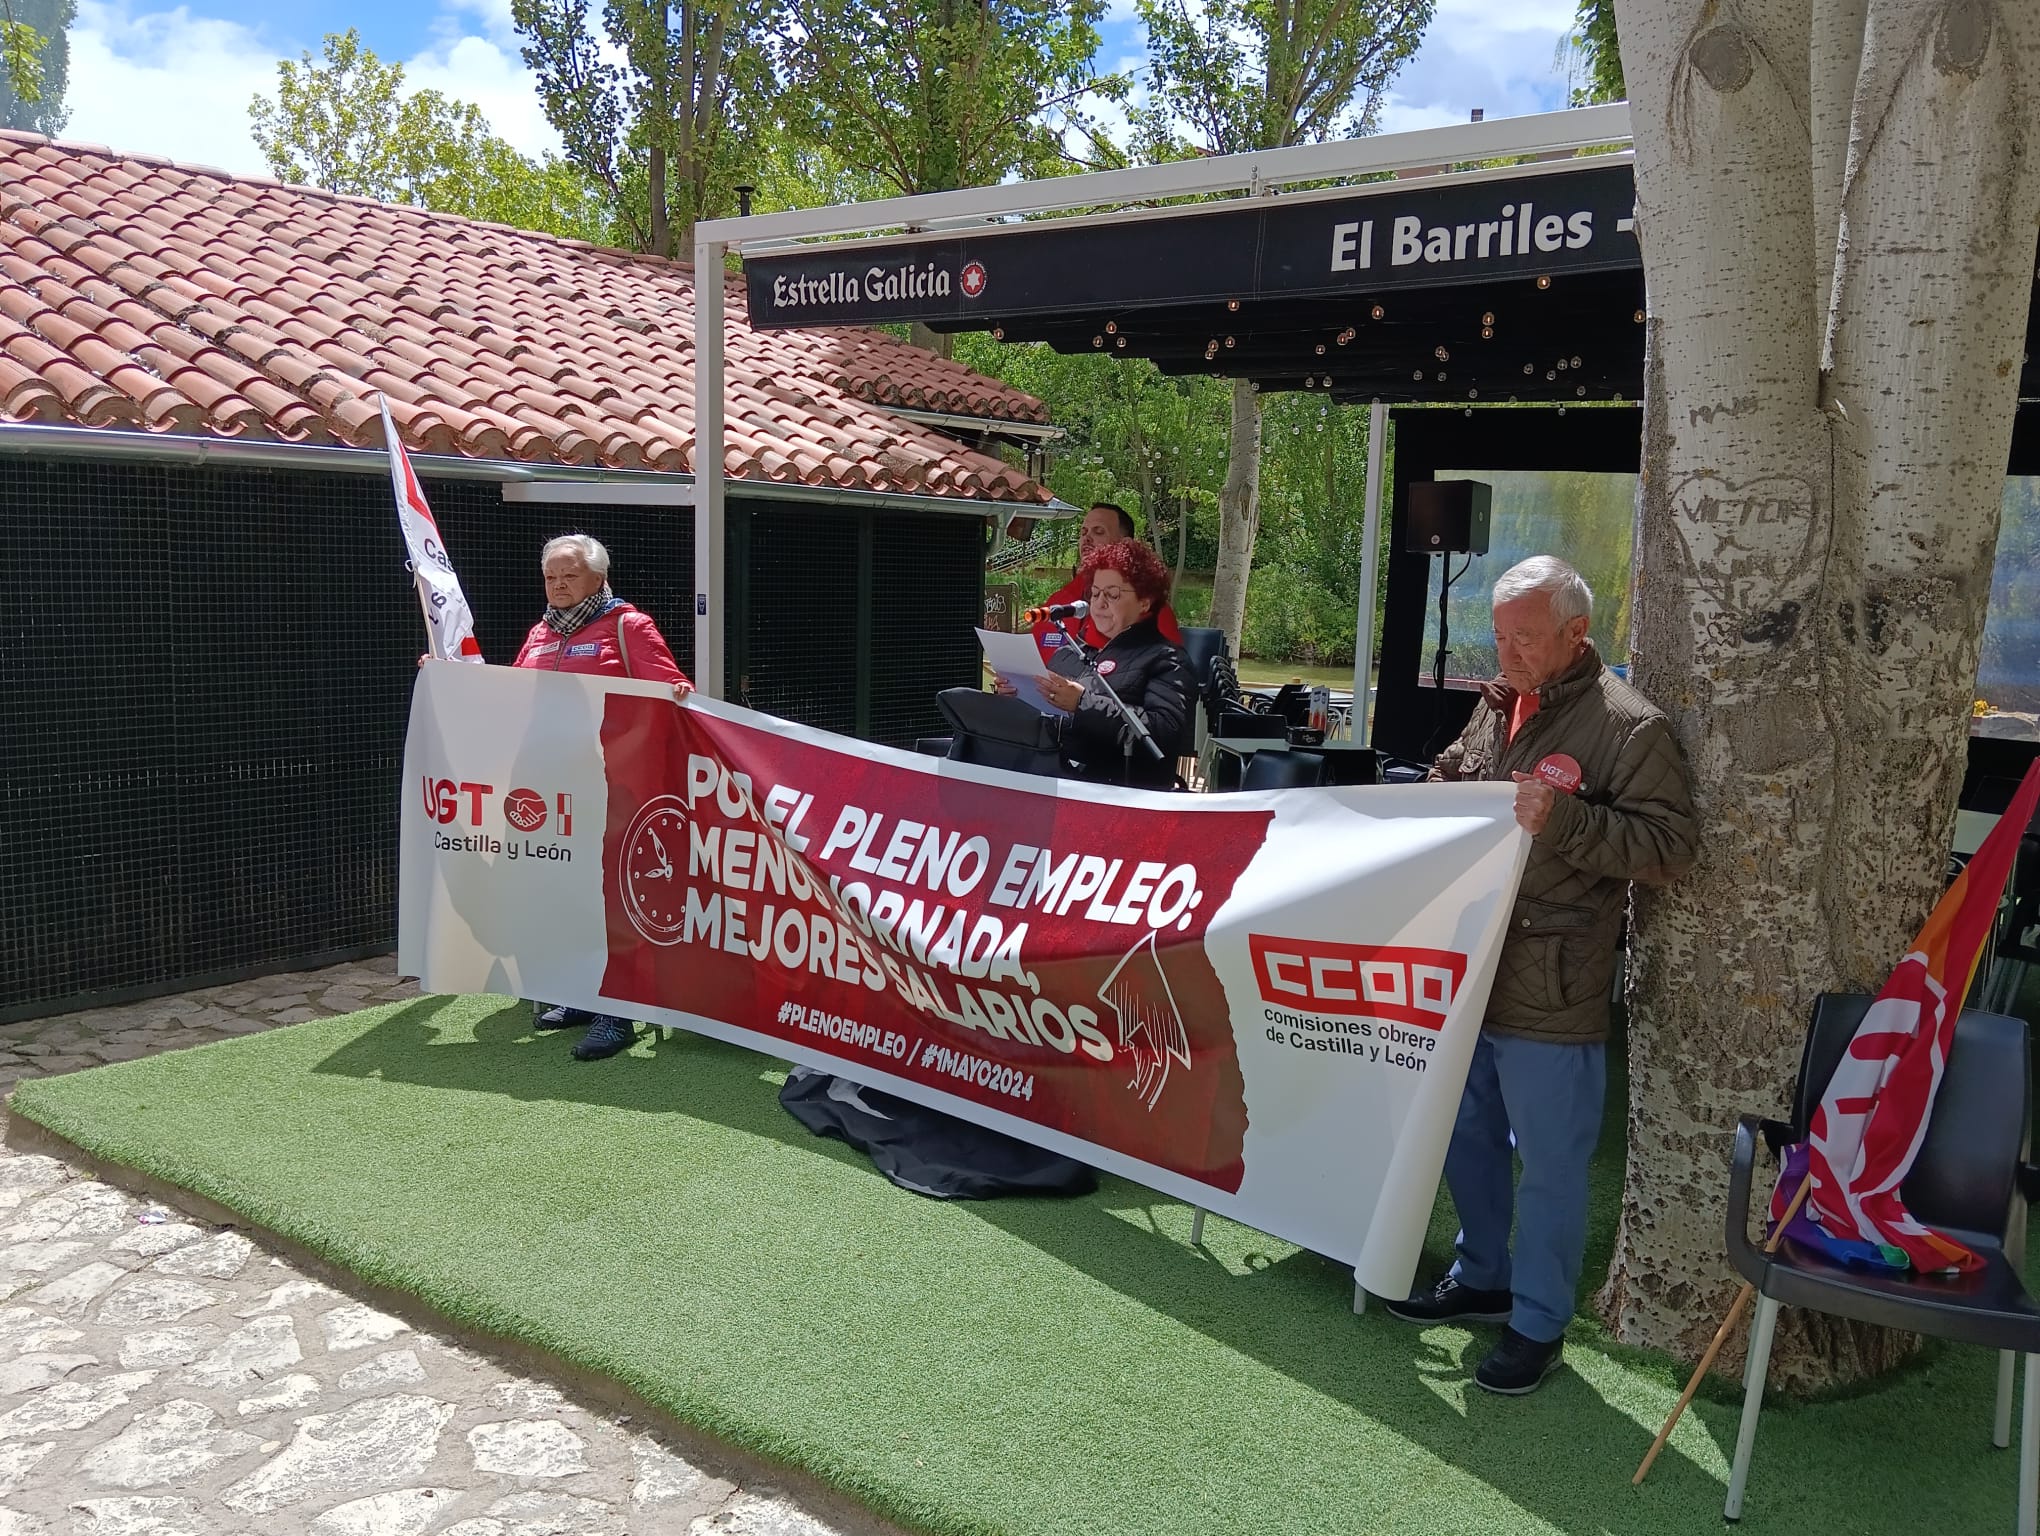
top-left (381, 394), bottom-right (482, 663)
top-left (400, 665), bottom-right (1527, 1297)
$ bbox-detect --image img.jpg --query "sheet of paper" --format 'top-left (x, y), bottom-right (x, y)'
top-left (977, 627), bottom-right (1071, 717)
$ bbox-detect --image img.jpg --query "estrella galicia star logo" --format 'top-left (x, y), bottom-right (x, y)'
top-left (960, 262), bottom-right (987, 299)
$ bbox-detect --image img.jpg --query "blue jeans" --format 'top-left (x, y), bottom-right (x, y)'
top-left (1444, 1031), bottom-right (1607, 1343)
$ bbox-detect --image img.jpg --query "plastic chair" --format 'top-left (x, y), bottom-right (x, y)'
top-left (1238, 749), bottom-right (1328, 791)
top-left (1723, 993), bottom-right (2040, 1531)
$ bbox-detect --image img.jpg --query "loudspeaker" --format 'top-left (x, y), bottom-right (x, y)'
top-left (1406, 480), bottom-right (1492, 555)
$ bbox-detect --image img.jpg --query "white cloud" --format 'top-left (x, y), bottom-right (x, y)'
top-left (65, 1), bottom-right (278, 173)
top-left (1375, 0), bottom-right (1582, 133)
top-left (63, 0), bottom-right (560, 178)
top-left (402, 32), bottom-right (563, 161)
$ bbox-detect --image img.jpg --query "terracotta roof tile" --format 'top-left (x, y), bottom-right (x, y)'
top-left (0, 133), bottom-right (1053, 504)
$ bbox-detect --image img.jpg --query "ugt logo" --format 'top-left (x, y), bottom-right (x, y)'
top-left (421, 779), bottom-right (574, 834)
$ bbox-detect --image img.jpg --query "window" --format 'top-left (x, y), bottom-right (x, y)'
top-left (1415, 469), bottom-right (1637, 685)
top-left (1980, 477), bottom-right (2040, 714)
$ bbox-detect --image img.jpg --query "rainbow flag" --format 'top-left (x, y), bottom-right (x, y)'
top-left (1770, 761), bottom-right (2040, 1273)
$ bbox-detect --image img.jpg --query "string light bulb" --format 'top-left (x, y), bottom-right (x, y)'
top-left (1105, 321), bottom-right (1117, 335)
top-left (1227, 299), bottom-right (1239, 312)
top-left (1434, 345), bottom-right (1450, 362)
top-left (1481, 311), bottom-right (1495, 326)
top-left (1480, 326), bottom-right (1494, 340)
top-left (1536, 275), bottom-right (1551, 290)
top-left (1371, 304), bottom-right (1385, 320)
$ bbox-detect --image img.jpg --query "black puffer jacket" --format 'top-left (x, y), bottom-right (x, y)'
top-left (1048, 616), bottom-right (1195, 789)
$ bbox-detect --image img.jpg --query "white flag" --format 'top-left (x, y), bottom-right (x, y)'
top-left (381, 394), bottom-right (483, 663)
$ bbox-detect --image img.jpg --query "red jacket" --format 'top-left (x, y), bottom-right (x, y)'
top-left (1028, 573), bottom-right (1183, 666)
top-left (512, 603), bottom-right (688, 685)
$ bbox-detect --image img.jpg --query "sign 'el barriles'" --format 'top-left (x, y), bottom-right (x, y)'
top-left (744, 163), bottom-right (1638, 330)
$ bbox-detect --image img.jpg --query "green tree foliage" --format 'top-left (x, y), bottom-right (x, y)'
top-left (513, 0), bottom-right (776, 255)
top-left (1131, 0), bottom-right (1432, 654)
top-left (1134, 0), bottom-right (1432, 156)
top-left (0, 0), bottom-right (72, 136)
top-left (249, 29), bottom-right (612, 243)
top-left (955, 337), bottom-right (1229, 567)
top-left (771, 0), bottom-right (1123, 196)
top-left (1559, 0), bottom-right (1622, 107)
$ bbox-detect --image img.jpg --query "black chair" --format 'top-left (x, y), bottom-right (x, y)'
top-left (1216, 710), bottom-right (1287, 741)
top-left (1724, 992), bottom-right (2039, 1530)
top-left (1238, 749), bottom-right (1328, 791)
top-left (913, 736), bottom-right (953, 758)
top-left (1983, 833), bottom-right (2040, 1015)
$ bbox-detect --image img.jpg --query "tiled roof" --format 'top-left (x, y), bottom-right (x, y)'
top-left (0, 133), bottom-right (1052, 504)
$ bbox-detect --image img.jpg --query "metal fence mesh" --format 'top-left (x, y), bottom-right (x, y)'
top-left (2, 458), bottom-right (989, 1020)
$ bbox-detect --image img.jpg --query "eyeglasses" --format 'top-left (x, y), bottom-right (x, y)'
top-left (1090, 587), bottom-right (1132, 604)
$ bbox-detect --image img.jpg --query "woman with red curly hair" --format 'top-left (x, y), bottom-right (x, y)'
top-left (1025, 538), bottom-right (1194, 789)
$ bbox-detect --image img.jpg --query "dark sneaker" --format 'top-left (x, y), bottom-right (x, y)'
top-left (1474, 1327), bottom-right (1565, 1395)
top-left (1384, 1275), bottom-right (1514, 1326)
top-left (533, 1004), bottom-right (584, 1031)
top-left (572, 1015), bottom-right (635, 1061)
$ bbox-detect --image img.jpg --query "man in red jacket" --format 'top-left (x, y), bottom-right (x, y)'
top-left (1029, 503), bottom-right (1182, 665)
top-left (513, 534), bottom-right (691, 1059)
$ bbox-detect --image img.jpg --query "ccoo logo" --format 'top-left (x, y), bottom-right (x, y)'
top-left (504, 788), bottom-right (547, 834)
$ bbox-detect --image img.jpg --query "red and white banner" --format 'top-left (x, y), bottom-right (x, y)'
top-left (399, 665), bottom-right (1528, 1297)
top-left (381, 394), bottom-right (482, 663)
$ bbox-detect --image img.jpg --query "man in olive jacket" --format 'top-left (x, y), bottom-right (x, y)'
top-left (1386, 556), bottom-right (1697, 1396)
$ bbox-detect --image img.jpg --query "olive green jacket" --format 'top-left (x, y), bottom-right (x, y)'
top-left (1430, 645), bottom-right (1698, 1043)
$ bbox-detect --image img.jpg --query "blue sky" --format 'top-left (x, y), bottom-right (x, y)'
top-left (62, 0), bottom-right (1583, 179)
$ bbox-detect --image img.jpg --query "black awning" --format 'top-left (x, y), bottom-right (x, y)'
top-left (747, 161), bottom-right (1639, 334)
top-left (742, 157), bottom-right (2040, 406)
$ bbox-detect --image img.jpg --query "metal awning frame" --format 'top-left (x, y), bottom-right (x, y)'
top-left (690, 103), bottom-right (1635, 699)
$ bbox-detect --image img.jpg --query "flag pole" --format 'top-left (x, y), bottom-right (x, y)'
top-left (1631, 1172), bottom-right (1812, 1486)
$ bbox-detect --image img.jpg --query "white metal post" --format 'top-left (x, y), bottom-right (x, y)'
top-left (693, 237), bottom-right (727, 698)
top-left (1351, 399), bottom-right (1388, 742)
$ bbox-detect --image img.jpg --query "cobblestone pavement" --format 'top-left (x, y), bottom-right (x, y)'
top-left (0, 960), bottom-right (877, 1536)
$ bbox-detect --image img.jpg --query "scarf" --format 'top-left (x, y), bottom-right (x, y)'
top-left (544, 586), bottom-right (620, 636)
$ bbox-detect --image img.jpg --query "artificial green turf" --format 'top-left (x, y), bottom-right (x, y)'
top-left (11, 996), bottom-right (2026, 1536)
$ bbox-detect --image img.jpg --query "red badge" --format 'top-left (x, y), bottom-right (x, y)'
top-left (1097, 659), bottom-right (1117, 675)
top-left (960, 262), bottom-right (987, 298)
top-left (1534, 754), bottom-right (1582, 794)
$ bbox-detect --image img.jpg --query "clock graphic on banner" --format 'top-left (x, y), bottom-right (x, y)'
top-left (619, 796), bottom-right (690, 945)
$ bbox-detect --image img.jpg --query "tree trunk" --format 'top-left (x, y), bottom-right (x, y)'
top-left (1174, 491), bottom-right (1189, 589)
top-left (1208, 377), bottom-right (1263, 653)
top-left (1603, 0), bottom-right (2040, 1392)
top-left (907, 323), bottom-right (954, 358)
top-left (648, 142), bottom-right (671, 259)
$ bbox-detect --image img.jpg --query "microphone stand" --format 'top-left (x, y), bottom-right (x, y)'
top-left (1050, 615), bottom-right (1165, 784)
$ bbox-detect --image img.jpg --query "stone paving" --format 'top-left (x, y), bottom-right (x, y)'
top-left (0, 960), bottom-right (878, 1536)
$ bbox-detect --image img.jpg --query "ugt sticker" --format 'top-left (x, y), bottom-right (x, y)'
top-left (1534, 753), bottom-right (1582, 794)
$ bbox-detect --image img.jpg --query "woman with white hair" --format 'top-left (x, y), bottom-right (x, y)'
top-left (512, 534), bottom-right (689, 687)
top-left (515, 532), bottom-right (691, 1060)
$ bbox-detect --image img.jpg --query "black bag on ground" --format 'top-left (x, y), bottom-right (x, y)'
top-left (778, 1068), bottom-right (1097, 1200)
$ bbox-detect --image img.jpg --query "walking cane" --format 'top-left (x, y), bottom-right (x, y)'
top-left (1631, 1173), bottom-right (1812, 1486)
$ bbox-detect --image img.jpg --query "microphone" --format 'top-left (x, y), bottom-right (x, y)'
top-left (1023, 599), bottom-right (1088, 624)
